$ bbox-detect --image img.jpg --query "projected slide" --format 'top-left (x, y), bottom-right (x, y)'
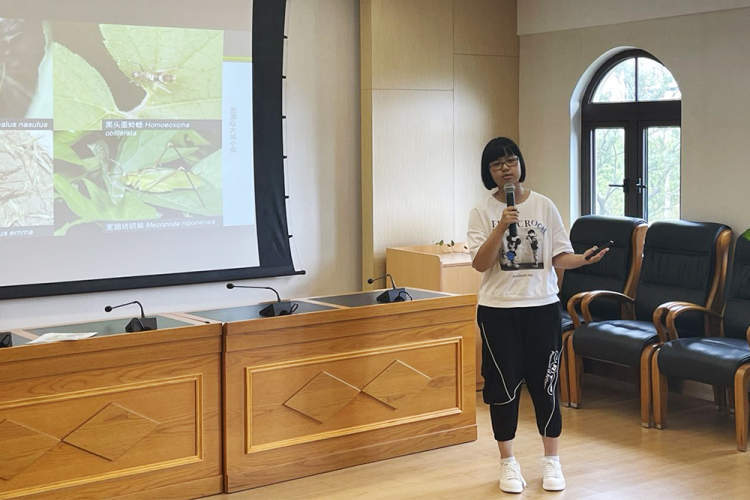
top-left (0, 2), bottom-right (262, 288)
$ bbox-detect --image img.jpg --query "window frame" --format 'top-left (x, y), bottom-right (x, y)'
top-left (581, 49), bottom-right (681, 219)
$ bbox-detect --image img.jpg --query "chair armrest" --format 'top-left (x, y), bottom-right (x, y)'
top-left (664, 302), bottom-right (722, 341)
top-left (652, 301), bottom-right (695, 343)
top-left (746, 325), bottom-right (750, 346)
top-left (581, 290), bottom-right (634, 323)
top-left (566, 291), bottom-right (590, 329)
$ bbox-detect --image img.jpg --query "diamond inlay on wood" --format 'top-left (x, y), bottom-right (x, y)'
top-left (62, 403), bottom-right (159, 461)
top-left (362, 360), bottom-right (431, 409)
top-left (284, 371), bottom-right (361, 423)
top-left (0, 419), bottom-right (60, 480)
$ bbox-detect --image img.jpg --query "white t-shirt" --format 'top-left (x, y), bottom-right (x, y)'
top-left (467, 190), bottom-right (573, 308)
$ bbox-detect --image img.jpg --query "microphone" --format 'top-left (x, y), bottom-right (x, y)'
top-left (503, 183), bottom-right (517, 237)
top-left (104, 300), bottom-right (157, 332)
top-left (367, 274), bottom-right (407, 303)
top-left (226, 283), bottom-right (297, 317)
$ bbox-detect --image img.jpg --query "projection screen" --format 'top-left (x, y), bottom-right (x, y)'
top-left (0, 0), bottom-right (298, 299)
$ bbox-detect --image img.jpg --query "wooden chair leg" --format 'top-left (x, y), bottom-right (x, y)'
top-left (640, 345), bottom-right (657, 428)
top-left (560, 331), bottom-right (572, 406)
top-left (652, 348), bottom-right (668, 429)
top-left (734, 364), bottom-right (750, 451)
top-left (568, 336), bottom-right (583, 408)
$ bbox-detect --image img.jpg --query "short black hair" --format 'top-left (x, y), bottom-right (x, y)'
top-left (480, 137), bottom-right (526, 189)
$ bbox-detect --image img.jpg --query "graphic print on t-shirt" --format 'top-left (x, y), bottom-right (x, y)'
top-left (494, 220), bottom-right (546, 271)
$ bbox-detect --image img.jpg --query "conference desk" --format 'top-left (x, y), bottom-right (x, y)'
top-left (0, 315), bottom-right (223, 499)
top-left (181, 289), bottom-right (477, 493)
top-left (0, 288), bottom-right (476, 498)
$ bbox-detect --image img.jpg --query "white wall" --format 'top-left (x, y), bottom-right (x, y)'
top-left (518, 0), bottom-right (750, 35)
top-left (519, 7), bottom-right (750, 236)
top-left (0, 0), bottom-right (361, 330)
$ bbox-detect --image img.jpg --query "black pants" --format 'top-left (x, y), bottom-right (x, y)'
top-left (477, 303), bottom-right (562, 441)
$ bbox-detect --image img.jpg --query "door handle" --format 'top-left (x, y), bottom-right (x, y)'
top-left (608, 178), bottom-right (628, 193)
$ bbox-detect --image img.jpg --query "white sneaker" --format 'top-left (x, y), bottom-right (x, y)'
top-left (542, 458), bottom-right (566, 491)
top-left (499, 459), bottom-right (526, 493)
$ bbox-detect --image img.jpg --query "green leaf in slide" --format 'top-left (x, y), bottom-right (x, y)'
top-left (100, 24), bottom-right (223, 119)
top-left (54, 131), bottom-right (102, 171)
top-left (138, 183), bottom-right (222, 217)
top-left (117, 131), bottom-right (199, 174)
top-left (52, 42), bottom-right (123, 130)
top-left (54, 174), bottom-right (161, 235)
top-left (190, 149), bottom-right (222, 189)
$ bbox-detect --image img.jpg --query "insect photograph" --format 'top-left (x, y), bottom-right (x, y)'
top-left (50, 21), bottom-right (223, 130)
top-left (53, 127), bottom-right (222, 235)
top-left (130, 64), bottom-right (178, 94)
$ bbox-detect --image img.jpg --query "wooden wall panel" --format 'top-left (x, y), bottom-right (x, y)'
top-left (371, 89), bottom-right (454, 279)
top-left (361, 0), bottom-right (519, 285)
top-left (453, 54), bottom-right (519, 241)
top-left (370, 0), bottom-right (453, 90)
top-left (454, 0), bottom-right (519, 56)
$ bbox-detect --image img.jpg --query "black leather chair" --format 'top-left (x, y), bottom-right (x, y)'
top-left (568, 221), bottom-right (732, 427)
top-left (558, 215), bottom-right (647, 404)
top-left (652, 230), bottom-right (750, 450)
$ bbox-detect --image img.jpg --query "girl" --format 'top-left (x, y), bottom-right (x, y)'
top-left (467, 137), bottom-right (607, 493)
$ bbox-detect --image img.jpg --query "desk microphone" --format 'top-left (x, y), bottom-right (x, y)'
top-left (104, 300), bottom-right (157, 332)
top-left (226, 283), bottom-right (297, 317)
top-left (503, 182), bottom-right (517, 237)
top-left (367, 274), bottom-right (407, 303)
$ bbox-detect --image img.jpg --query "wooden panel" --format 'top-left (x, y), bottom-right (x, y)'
top-left (248, 339), bottom-right (460, 451)
top-left (441, 265), bottom-right (482, 294)
top-left (371, 89), bottom-right (454, 266)
top-left (454, 0), bottom-right (519, 56)
top-left (360, 0), bottom-right (373, 89)
top-left (63, 403), bottom-right (160, 462)
top-left (385, 248), bottom-right (483, 390)
top-left (369, 0), bottom-right (453, 90)
top-left (0, 420), bottom-right (59, 481)
top-left (223, 296), bottom-right (476, 492)
top-left (386, 247), bottom-right (442, 291)
top-left (0, 325), bottom-right (222, 500)
top-left (362, 359), bottom-right (432, 408)
top-left (223, 294), bottom-right (476, 346)
top-left (283, 371), bottom-right (361, 424)
top-left (453, 54), bottom-right (518, 243)
top-left (361, 88), bottom-right (375, 287)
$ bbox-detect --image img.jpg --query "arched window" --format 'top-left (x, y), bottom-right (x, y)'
top-left (581, 49), bottom-right (681, 221)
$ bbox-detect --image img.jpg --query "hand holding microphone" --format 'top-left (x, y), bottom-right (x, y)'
top-left (502, 183), bottom-right (519, 236)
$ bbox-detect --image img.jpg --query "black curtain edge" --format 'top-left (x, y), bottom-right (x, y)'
top-left (0, 267), bottom-right (305, 300)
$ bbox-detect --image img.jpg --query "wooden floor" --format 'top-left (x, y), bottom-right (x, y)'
top-left (207, 375), bottom-right (750, 499)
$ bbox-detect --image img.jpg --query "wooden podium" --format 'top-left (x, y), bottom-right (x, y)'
top-left (0, 316), bottom-right (223, 499)
top-left (386, 245), bottom-right (483, 389)
top-left (0, 289), bottom-right (476, 497)
top-left (182, 289), bottom-right (477, 493)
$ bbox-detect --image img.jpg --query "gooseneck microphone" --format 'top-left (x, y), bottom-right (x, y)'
top-left (367, 273), bottom-right (398, 289)
top-left (226, 283), bottom-right (297, 317)
top-left (104, 300), bottom-right (157, 332)
top-left (367, 274), bottom-right (408, 303)
top-left (503, 183), bottom-right (517, 237)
